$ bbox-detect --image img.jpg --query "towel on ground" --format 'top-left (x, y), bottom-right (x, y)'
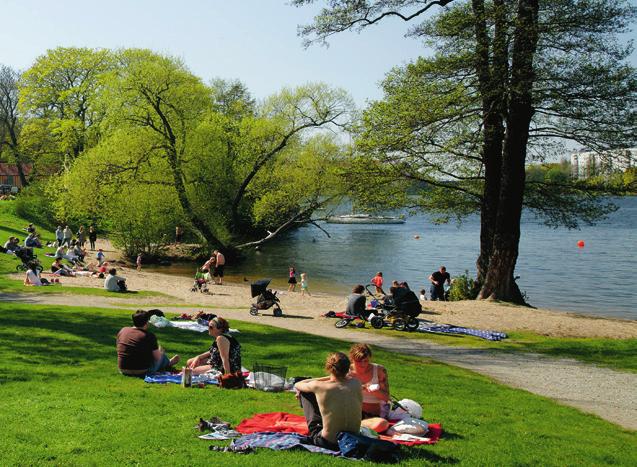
top-left (231, 432), bottom-right (339, 455)
top-left (144, 372), bottom-right (219, 385)
top-left (236, 412), bottom-right (442, 446)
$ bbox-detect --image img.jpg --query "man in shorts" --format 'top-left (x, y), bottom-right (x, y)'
top-left (294, 352), bottom-right (362, 451)
top-left (212, 250), bottom-right (225, 285)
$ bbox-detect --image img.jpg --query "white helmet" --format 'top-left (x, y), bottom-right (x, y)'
top-left (397, 399), bottom-right (423, 419)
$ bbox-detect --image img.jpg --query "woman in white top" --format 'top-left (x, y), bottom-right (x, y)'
top-left (348, 343), bottom-right (390, 418)
top-left (24, 264), bottom-right (43, 286)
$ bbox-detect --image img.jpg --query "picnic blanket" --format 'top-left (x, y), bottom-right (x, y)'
top-left (236, 412), bottom-right (309, 435)
top-left (236, 412), bottom-right (441, 446)
top-left (417, 323), bottom-right (507, 341)
top-left (231, 432), bottom-right (339, 455)
top-left (144, 372), bottom-right (219, 385)
top-left (327, 312), bottom-right (507, 341)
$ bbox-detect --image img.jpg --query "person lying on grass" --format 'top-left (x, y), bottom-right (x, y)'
top-left (104, 268), bottom-right (127, 292)
top-left (185, 317), bottom-right (242, 375)
top-left (51, 258), bottom-right (75, 277)
top-left (348, 343), bottom-right (390, 419)
top-left (116, 310), bottom-right (180, 377)
top-left (294, 352), bottom-right (362, 451)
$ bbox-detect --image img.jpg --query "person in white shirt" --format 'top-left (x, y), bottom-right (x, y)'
top-left (104, 268), bottom-right (127, 292)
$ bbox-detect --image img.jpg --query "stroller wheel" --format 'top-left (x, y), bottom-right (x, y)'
top-left (273, 307), bottom-right (283, 318)
top-left (406, 317), bottom-right (420, 331)
top-left (16, 264), bottom-right (26, 272)
top-left (370, 316), bottom-right (384, 329)
top-left (393, 318), bottom-right (407, 331)
top-left (335, 318), bottom-right (351, 329)
top-left (249, 306), bottom-right (259, 316)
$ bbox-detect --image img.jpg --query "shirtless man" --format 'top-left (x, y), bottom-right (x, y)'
top-left (294, 352), bottom-right (362, 451)
top-left (212, 250), bottom-right (225, 285)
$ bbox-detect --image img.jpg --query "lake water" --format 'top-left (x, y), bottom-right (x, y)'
top-left (151, 197), bottom-right (637, 320)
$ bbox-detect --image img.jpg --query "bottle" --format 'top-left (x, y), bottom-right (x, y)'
top-left (182, 367), bottom-right (192, 388)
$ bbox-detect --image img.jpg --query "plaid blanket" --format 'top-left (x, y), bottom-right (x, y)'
top-left (417, 323), bottom-right (507, 341)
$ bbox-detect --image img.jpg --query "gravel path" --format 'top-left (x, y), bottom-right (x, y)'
top-left (4, 292), bottom-right (636, 431)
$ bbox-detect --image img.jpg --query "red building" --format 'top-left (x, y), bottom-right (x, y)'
top-left (0, 163), bottom-right (32, 190)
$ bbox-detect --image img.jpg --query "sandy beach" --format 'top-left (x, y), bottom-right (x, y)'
top-left (21, 238), bottom-right (637, 340)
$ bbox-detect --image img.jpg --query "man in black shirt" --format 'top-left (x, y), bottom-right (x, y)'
top-left (428, 266), bottom-right (451, 301)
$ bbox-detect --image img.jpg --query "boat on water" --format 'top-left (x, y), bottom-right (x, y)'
top-left (326, 214), bottom-right (406, 224)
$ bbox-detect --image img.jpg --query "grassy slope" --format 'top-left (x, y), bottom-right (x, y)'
top-left (0, 302), bottom-right (635, 466)
top-left (0, 201), bottom-right (164, 299)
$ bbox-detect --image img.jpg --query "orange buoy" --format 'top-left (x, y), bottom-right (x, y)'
top-left (577, 240), bottom-right (585, 248)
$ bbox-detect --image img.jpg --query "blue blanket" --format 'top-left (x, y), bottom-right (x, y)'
top-left (144, 372), bottom-right (219, 385)
top-left (231, 432), bottom-right (339, 456)
top-left (418, 322), bottom-right (507, 341)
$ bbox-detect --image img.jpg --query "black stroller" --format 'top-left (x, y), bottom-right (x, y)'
top-left (366, 285), bottom-right (422, 331)
top-left (249, 279), bottom-right (283, 317)
top-left (14, 248), bottom-right (43, 273)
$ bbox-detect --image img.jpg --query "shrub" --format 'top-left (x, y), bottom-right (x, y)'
top-left (448, 270), bottom-right (478, 301)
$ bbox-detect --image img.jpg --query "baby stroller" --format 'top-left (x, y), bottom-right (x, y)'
top-left (14, 248), bottom-right (43, 273)
top-left (249, 279), bottom-right (283, 317)
top-left (366, 285), bottom-right (421, 331)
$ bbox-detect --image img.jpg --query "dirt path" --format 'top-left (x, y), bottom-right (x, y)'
top-left (4, 291), bottom-right (635, 431)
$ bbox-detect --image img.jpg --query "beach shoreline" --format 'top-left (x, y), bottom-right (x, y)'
top-left (19, 236), bottom-right (637, 340)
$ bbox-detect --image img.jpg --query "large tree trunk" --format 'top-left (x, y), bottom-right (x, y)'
top-left (479, 0), bottom-right (539, 303)
top-left (472, 0), bottom-right (506, 285)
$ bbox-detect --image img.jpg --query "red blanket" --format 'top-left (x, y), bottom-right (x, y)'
top-left (235, 412), bottom-right (442, 446)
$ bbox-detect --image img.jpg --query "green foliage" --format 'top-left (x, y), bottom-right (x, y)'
top-left (448, 270), bottom-right (478, 301)
top-left (13, 182), bottom-right (58, 229)
top-left (1, 302), bottom-right (636, 465)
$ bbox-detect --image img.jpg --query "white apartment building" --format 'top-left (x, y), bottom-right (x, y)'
top-left (570, 148), bottom-right (636, 179)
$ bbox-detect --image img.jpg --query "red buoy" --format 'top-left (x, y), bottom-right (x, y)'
top-left (577, 240), bottom-right (585, 248)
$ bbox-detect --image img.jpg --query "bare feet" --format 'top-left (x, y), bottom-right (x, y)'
top-left (169, 355), bottom-right (180, 366)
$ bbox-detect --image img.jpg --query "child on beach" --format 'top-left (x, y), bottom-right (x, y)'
top-left (136, 253), bottom-right (142, 271)
top-left (288, 266), bottom-right (297, 292)
top-left (96, 249), bottom-right (105, 266)
top-left (371, 272), bottom-right (385, 296)
top-left (300, 272), bottom-right (310, 297)
top-left (419, 289), bottom-right (427, 300)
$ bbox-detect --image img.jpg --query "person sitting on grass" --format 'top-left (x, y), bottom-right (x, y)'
top-left (104, 268), bottom-right (127, 292)
top-left (24, 233), bottom-right (42, 248)
top-left (4, 236), bottom-right (20, 253)
top-left (23, 263), bottom-right (49, 286)
top-left (51, 258), bottom-right (75, 277)
top-left (116, 310), bottom-right (180, 376)
top-left (185, 317), bottom-right (241, 375)
top-left (294, 352), bottom-right (362, 451)
top-left (348, 343), bottom-right (390, 419)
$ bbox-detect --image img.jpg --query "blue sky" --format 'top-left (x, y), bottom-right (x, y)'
top-left (0, 0), bottom-right (431, 107)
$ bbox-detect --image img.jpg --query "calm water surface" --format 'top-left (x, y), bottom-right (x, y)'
top-left (151, 197), bottom-right (637, 320)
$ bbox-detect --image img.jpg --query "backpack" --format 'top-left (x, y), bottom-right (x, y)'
top-left (337, 432), bottom-right (401, 463)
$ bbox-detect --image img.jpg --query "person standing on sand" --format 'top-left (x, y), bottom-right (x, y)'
top-left (136, 252), bottom-right (142, 271)
top-left (62, 225), bottom-right (73, 247)
top-left (300, 272), bottom-right (310, 297)
top-left (77, 226), bottom-right (86, 248)
top-left (429, 265), bottom-right (451, 301)
top-left (55, 226), bottom-right (64, 247)
top-left (370, 272), bottom-right (385, 296)
top-left (288, 266), bottom-right (297, 292)
top-left (88, 226), bottom-right (97, 250)
top-left (212, 250), bottom-right (225, 285)
top-left (175, 225), bottom-right (183, 244)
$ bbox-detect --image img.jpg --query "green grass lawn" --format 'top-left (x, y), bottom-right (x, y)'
top-left (0, 201), bottom-right (167, 299)
top-left (0, 302), bottom-right (635, 466)
top-left (350, 319), bottom-right (637, 373)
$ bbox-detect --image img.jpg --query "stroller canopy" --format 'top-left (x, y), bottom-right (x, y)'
top-left (251, 279), bottom-right (272, 298)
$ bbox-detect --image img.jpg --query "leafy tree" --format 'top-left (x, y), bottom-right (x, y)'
top-left (295, 0), bottom-right (636, 303)
top-left (18, 47), bottom-right (114, 170)
top-left (0, 65), bottom-right (29, 186)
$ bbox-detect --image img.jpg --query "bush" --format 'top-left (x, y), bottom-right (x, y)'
top-left (448, 270), bottom-right (478, 301)
top-left (14, 182), bottom-right (58, 230)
